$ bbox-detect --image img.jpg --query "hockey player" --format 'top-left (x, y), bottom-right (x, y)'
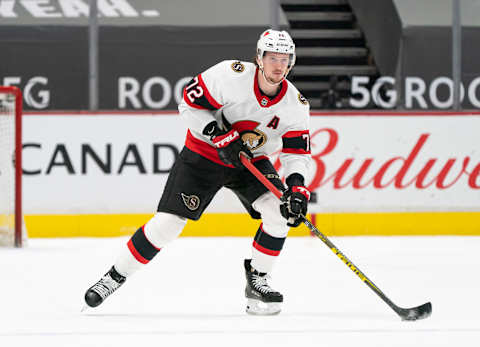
top-left (84, 29), bottom-right (312, 315)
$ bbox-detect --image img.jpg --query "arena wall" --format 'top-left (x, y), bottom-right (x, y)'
top-left (22, 111), bottom-right (480, 237)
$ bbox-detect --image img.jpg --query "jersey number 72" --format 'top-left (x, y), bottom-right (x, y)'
top-left (185, 77), bottom-right (204, 103)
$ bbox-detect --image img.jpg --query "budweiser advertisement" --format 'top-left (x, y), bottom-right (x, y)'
top-left (285, 112), bottom-right (480, 212)
top-left (22, 112), bottom-right (479, 215)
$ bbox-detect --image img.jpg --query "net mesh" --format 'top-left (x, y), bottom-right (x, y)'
top-left (0, 90), bottom-right (25, 246)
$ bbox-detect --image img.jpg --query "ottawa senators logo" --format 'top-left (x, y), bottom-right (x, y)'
top-left (241, 129), bottom-right (267, 151)
top-left (298, 93), bottom-right (308, 105)
top-left (231, 61), bottom-right (245, 73)
top-left (181, 193), bottom-right (200, 211)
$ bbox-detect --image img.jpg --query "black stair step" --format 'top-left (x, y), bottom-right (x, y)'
top-left (294, 80), bottom-right (350, 91)
top-left (282, 4), bottom-right (351, 11)
top-left (285, 12), bottom-right (353, 21)
top-left (295, 47), bottom-right (368, 63)
top-left (306, 98), bottom-right (322, 108)
top-left (292, 28), bottom-right (365, 46)
top-left (296, 47), bottom-right (367, 57)
top-left (295, 37), bottom-right (365, 47)
top-left (307, 96), bottom-right (351, 109)
top-left (303, 89), bottom-right (351, 99)
top-left (280, 0), bottom-right (348, 5)
top-left (290, 74), bottom-right (351, 83)
top-left (296, 56), bottom-right (368, 65)
top-left (290, 29), bottom-right (362, 39)
top-left (290, 21), bottom-right (354, 29)
top-left (291, 65), bottom-right (377, 76)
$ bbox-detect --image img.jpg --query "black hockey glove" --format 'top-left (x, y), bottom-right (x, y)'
top-left (203, 121), bottom-right (252, 168)
top-left (280, 173), bottom-right (311, 227)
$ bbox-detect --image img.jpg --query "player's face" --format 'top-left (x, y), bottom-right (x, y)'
top-left (261, 52), bottom-right (290, 83)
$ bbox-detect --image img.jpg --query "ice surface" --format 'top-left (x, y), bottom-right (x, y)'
top-left (1, 236), bottom-right (479, 347)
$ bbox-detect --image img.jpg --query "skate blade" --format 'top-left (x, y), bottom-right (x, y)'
top-left (246, 298), bottom-right (281, 316)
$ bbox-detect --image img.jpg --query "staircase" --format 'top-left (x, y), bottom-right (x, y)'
top-left (281, 0), bottom-right (378, 109)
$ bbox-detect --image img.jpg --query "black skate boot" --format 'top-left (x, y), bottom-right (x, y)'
top-left (244, 259), bottom-right (283, 315)
top-left (84, 266), bottom-right (126, 308)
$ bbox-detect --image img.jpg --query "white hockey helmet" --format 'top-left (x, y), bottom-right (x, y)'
top-left (256, 29), bottom-right (296, 68)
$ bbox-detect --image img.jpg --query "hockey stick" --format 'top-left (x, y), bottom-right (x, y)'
top-left (240, 153), bottom-right (432, 321)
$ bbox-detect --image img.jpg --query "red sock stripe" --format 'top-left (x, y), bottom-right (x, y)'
top-left (253, 240), bottom-right (281, 256)
top-left (252, 223), bottom-right (285, 257)
top-left (127, 239), bottom-right (149, 264)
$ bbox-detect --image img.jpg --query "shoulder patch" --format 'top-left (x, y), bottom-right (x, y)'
top-left (298, 93), bottom-right (308, 105)
top-left (231, 61), bottom-right (245, 73)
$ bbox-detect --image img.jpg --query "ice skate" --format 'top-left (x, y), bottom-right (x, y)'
top-left (244, 259), bottom-right (283, 315)
top-left (84, 266), bottom-right (126, 308)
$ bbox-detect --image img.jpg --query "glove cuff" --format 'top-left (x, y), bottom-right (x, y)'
top-left (202, 121), bottom-right (222, 140)
top-left (291, 186), bottom-right (311, 201)
top-left (286, 173), bottom-right (305, 187)
top-left (211, 129), bottom-right (240, 148)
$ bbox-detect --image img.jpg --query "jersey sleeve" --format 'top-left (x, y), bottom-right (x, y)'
top-left (178, 61), bottom-right (228, 134)
top-left (279, 104), bottom-right (312, 181)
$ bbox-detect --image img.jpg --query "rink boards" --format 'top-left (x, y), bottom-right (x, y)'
top-left (22, 111), bottom-right (480, 237)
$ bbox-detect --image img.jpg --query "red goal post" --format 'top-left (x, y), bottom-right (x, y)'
top-left (0, 86), bottom-right (24, 247)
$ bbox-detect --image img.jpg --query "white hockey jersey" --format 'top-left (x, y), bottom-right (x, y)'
top-left (178, 60), bottom-right (311, 180)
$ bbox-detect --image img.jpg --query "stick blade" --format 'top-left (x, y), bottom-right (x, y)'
top-left (399, 302), bottom-right (432, 321)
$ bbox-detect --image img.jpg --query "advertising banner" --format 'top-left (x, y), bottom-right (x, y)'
top-left (3, 1), bottom-right (480, 111)
top-left (22, 112), bottom-right (480, 214)
top-left (0, 25), bottom-right (260, 111)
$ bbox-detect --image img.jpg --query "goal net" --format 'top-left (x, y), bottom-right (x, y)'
top-left (0, 86), bottom-right (27, 247)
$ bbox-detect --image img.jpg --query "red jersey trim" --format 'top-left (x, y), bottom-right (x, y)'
top-left (185, 130), bottom-right (234, 168)
top-left (183, 74), bottom-right (223, 110)
top-left (282, 130), bottom-right (309, 138)
top-left (253, 67), bottom-right (288, 108)
top-left (198, 74), bottom-right (223, 109)
top-left (282, 130), bottom-right (311, 154)
top-left (281, 148), bottom-right (310, 155)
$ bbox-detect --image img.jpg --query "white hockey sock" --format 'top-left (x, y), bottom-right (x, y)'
top-left (114, 212), bottom-right (187, 277)
top-left (251, 247), bottom-right (277, 274)
top-left (114, 244), bottom-right (144, 277)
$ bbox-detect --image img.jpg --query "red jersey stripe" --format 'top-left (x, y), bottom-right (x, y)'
top-left (281, 147), bottom-right (310, 155)
top-left (184, 130), bottom-right (234, 168)
top-left (282, 130), bottom-right (309, 138)
top-left (198, 74), bottom-right (223, 109)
